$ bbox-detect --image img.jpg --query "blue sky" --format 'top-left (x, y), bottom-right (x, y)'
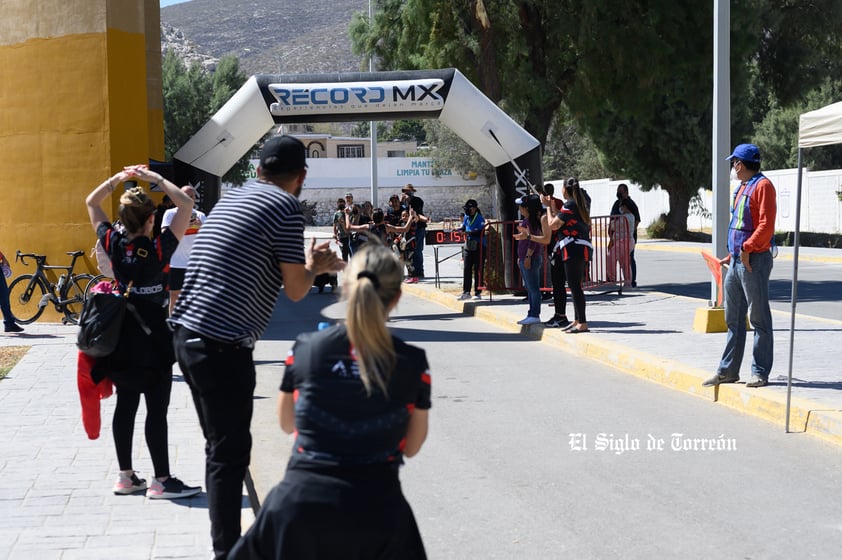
top-left (160, 0), bottom-right (190, 7)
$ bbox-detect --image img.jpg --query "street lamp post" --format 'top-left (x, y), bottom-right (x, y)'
top-left (711, 0), bottom-right (730, 304)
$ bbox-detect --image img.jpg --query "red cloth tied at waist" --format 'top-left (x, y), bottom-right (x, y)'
top-left (77, 351), bottom-right (113, 440)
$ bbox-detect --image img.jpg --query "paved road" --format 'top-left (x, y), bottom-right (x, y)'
top-left (391, 292), bottom-right (842, 559)
top-left (636, 241), bottom-right (842, 321)
top-left (250, 287), bottom-right (842, 559)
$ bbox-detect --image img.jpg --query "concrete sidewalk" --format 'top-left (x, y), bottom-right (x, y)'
top-left (1, 238), bottom-right (839, 559)
top-left (404, 239), bottom-right (842, 447)
top-left (0, 324), bottom-right (212, 560)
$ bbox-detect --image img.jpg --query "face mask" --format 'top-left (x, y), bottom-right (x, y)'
top-left (730, 167), bottom-right (738, 182)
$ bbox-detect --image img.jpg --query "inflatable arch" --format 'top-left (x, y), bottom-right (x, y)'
top-left (173, 68), bottom-right (541, 221)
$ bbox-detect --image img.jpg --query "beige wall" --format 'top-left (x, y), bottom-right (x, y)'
top-left (0, 0), bottom-right (163, 321)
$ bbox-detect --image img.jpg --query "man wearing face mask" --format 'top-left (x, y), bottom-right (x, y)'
top-left (703, 143), bottom-right (777, 389)
top-left (610, 183), bottom-right (640, 287)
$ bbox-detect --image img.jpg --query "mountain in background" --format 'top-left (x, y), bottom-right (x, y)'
top-left (160, 0), bottom-right (366, 76)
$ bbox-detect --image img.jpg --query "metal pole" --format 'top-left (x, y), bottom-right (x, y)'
top-left (368, 0), bottom-right (378, 207)
top-left (711, 0), bottom-right (730, 305)
top-left (785, 149), bottom-right (804, 432)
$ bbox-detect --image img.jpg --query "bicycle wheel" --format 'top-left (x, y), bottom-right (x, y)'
top-left (61, 274), bottom-right (93, 325)
top-left (84, 274), bottom-right (113, 299)
top-left (8, 274), bottom-right (48, 324)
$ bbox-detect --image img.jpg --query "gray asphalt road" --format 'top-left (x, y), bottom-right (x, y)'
top-left (252, 286), bottom-right (842, 559)
top-left (635, 244), bottom-right (842, 321)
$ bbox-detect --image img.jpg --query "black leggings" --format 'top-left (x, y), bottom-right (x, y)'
top-left (113, 373), bottom-right (172, 478)
top-left (564, 258), bottom-right (587, 323)
top-left (462, 248), bottom-right (484, 295)
top-left (550, 252), bottom-right (567, 317)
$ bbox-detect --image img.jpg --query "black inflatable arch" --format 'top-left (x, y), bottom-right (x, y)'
top-left (173, 68), bottom-right (541, 221)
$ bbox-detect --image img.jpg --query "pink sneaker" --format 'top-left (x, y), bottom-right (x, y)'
top-left (113, 472), bottom-right (147, 495)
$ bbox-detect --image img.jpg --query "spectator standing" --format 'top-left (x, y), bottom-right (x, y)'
top-left (332, 198), bottom-right (351, 262)
top-left (542, 184), bottom-right (570, 329)
top-left (84, 164), bottom-right (201, 500)
top-left (402, 184), bottom-right (428, 281)
top-left (169, 135), bottom-right (344, 559)
top-left (152, 194), bottom-right (174, 238)
top-left (512, 194), bottom-right (548, 326)
top-left (347, 203), bottom-right (365, 255)
top-left (610, 183), bottom-right (640, 286)
top-left (607, 202), bottom-right (636, 285)
top-left (396, 209), bottom-right (418, 279)
top-left (457, 199), bottom-right (486, 300)
top-left (540, 178), bottom-right (593, 333)
top-left (161, 185), bottom-right (206, 314)
top-left (228, 244), bottom-right (430, 559)
top-left (703, 143), bottom-right (776, 389)
top-left (0, 251), bottom-right (23, 332)
top-left (385, 193), bottom-right (403, 226)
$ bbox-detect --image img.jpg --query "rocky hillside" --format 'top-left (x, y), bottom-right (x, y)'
top-left (160, 0), bottom-right (366, 76)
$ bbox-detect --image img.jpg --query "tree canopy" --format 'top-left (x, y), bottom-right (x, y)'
top-left (352, 0), bottom-right (842, 238)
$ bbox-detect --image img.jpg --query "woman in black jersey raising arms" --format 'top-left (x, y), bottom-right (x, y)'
top-left (229, 243), bottom-right (431, 559)
top-left (85, 165), bottom-right (201, 499)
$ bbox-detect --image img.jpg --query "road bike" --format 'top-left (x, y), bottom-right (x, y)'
top-left (8, 250), bottom-right (94, 325)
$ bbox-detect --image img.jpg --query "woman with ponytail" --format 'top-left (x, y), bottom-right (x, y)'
top-left (85, 165), bottom-right (201, 499)
top-left (539, 177), bottom-right (593, 333)
top-left (229, 244), bottom-right (431, 560)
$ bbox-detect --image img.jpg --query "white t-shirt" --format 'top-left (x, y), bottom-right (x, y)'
top-left (161, 207), bottom-right (207, 268)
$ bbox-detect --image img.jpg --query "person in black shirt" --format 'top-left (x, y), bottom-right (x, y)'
top-left (85, 165), bottom-right (201, 500)
top-left (401, 184), bottom-right (428, 281)
top-left (229, 244), bottom-right (431, 559)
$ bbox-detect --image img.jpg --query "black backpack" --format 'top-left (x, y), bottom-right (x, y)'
top-left (77, 282), bottom-right (150, 358)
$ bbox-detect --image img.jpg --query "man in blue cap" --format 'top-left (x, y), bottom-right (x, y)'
top-left (703, 143), bottom-right (777, 389)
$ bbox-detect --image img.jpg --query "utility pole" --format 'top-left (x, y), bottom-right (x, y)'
top-left (711, 0), bottom-right (730, 304)
top-left (368, 0), bottom-right (379, 207)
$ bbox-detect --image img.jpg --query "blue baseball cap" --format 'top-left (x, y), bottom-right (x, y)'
top-left (726, 143), bottom-right (761, 163)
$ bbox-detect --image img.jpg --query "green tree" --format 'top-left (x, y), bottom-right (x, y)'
top-left (353, 0), bottom-right (842, 238)
top-left (162, 51), bottom-right (250, 185)
top-left (754, 78), bottom-right (842, 171)
top-left (351, 0), bottom-right (581, 147)
top-left (570, 0), bottom-right (842, 237)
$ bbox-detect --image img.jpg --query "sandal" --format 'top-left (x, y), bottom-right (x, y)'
top-left (566, 325), bottom-right (590, 334)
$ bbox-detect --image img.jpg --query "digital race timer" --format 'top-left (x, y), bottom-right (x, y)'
top-left (425, 229), bottom-right (467, 245)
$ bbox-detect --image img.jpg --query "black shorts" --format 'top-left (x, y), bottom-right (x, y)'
top-left (168, 267), bottom-right (186, 291)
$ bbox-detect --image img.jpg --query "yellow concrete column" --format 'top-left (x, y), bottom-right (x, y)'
top-left (0, 0), bottom-right (160, 321)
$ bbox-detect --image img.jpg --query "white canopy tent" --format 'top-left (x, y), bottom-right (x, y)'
top-left (785, 101), bottom-right (842, 430)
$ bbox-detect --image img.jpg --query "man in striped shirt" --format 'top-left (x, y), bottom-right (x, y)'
top-left (170, 135), bottom-right (344, 560)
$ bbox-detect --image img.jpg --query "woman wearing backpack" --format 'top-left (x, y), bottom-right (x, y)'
top-left (84, 165), bottom-right (201, 499)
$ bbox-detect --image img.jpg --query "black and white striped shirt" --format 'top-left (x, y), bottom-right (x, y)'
top-left (169, 180), bottom-right (305, 344)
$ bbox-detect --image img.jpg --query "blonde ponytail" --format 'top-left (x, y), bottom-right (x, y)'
top-left (343, 245), bottom-right (403, 395)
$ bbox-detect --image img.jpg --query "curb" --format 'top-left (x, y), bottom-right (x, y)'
top-left (401, 282), bottom-right (842, 448)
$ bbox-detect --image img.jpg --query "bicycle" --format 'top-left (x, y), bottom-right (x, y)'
top-left (8, 250), bottom-right (94, 325)
top-left (84, 273), bottom-right (115, 299)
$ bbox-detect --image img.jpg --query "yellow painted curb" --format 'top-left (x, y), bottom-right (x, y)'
top-left (401, 282), bottom-right (842, 449)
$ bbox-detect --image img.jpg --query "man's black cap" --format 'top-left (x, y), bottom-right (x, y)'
top-left (260, 135), bottom-right (307, 174)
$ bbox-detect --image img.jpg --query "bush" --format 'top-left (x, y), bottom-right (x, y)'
top-left (646, 213), bottom-right (670, 239)
top-left (775, 231), bottom-right (842, 248)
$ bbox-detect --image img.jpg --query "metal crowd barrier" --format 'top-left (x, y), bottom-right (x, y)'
top-left (477, 215), bottom-right (633, 297)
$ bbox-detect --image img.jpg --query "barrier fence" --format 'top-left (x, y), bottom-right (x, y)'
top-left (476, 215), bottom-right (633, 297)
